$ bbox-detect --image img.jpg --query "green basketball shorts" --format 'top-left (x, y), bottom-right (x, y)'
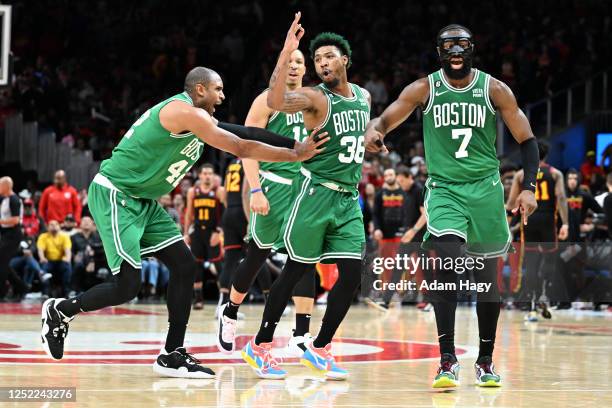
top-left (88, 174), bottom-right (183, 273)
top-left (423, 173), bottom-right (511, 258)
top-left (273, 170), bottom-right (365, 264)
top-left (247, 174), bottom-right (293, 249)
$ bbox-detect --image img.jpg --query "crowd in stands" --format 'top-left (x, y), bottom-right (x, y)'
top-left (3, 0), bottom-right (611, 163)
top-left (1, 1), bottom-right (611, 307)
top-left (1, 144), bottom-right (611, 308)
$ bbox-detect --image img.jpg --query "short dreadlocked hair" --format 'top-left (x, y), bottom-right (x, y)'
top-left (309, 32), bottom-right (352, 68)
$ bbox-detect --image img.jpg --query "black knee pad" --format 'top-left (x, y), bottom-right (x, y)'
top-left (293, 265), bottom-right (316, 298)
top-left (476, 258), bottom-right (501, 302)
top-left (231, 241), bottom-right (271, 293)
top-left (429, 235), bottom-right (466, 302)
top-left (431, 234), bottom-right (466, 261)
top-left (334, 258), bottom-right (363, 292)
top-left (155, 241), bottom-right (197, 284)
top-left (115, 262), bottom-right (143, 303)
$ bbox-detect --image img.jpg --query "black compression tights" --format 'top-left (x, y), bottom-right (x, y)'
top-left (57, 241), bottom-right (197, 353)
top-left (255, 258), bottom-right (361, 347)
top-left (429, 235), bottom-right (501, 358)
top-left (219, 247), bottom-right (244, 291)
top-left (231, 240), bottom-right (270, 294)
top-left (232, 240), bottom-right (315, 298)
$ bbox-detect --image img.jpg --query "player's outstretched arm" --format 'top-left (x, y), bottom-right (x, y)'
top-left (243, 92), bottom-right (272, 216)
top-left (160, 101), bottom-right (328, 162)
top-left (553, 168), bottom-right (569, 239)
top-left (364, 78), bottom-right (429, 152)
top-left (490, 78), bottom-right (538, 224)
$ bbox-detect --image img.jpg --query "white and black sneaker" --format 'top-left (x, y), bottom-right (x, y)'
top-left (153, 347), bottom-right (215, 378)
top-left (286, 330), bottom-right (313, 357)
top-left (216, 303), bottom-right (237, 354)
top-left (41, 298), bottom-right (73, 360)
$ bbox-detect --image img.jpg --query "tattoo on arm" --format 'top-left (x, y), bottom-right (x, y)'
top-left (283, 91), bottom-right (313, 111)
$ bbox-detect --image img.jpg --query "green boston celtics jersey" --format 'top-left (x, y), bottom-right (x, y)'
top-left (303, 83), bottom-right (370, 192)
top-left (260, 110), bottom-right (308, 178)
top-left (99, 92), bottom-right (205, 199)
top-left (422, 69), bottom-right (499, 182)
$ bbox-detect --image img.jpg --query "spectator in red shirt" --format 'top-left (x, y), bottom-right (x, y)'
top-left (22, 198), bottom-right (41, 237)
top-left (580, 151), bottom-right (605, 192)
top-left (39, 170), bottom-right (82, 226)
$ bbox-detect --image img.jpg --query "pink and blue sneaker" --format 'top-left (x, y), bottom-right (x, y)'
top-left (300, 341), bottom-right (348, 380)
top-left (241, 338), bottom-right (287, 379)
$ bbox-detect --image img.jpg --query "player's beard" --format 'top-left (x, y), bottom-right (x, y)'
top-left (323, 76), bottom-right (340, 89)
top-left (441, 58), bottom-right (472, 80)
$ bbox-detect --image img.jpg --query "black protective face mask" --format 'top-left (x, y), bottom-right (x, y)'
top-left (438, 36), bottom-right (474, 80)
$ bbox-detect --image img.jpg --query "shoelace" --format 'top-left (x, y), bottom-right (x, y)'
top-left (260, 345), bottom-right (281, 368)
top-left (322, 345), bottom-right (335, 362)
top-left (477, 362), bottom-right (495, 375)
top-left (52, 322), bottom-right (68, 339)
top-left (439, 360), bottom-right (456, 374)
top-left (182, 351), bottom-right (202, 365)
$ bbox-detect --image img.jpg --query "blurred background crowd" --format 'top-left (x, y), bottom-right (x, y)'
top-left (0, 0), bottom-right (611, 308)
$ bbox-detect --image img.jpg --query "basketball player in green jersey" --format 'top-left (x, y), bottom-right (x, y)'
top-left (365, 25), bottom-right (539, 388)
top-left (242, 13), bottom-right (371, 380)
top-left (40, 66), bottom-right (328, 378)
top-left (217, 49), bottom-right (319, 356)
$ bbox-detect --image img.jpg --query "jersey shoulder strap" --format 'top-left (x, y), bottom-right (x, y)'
top-left (422, 72), bottom-right (436, 114)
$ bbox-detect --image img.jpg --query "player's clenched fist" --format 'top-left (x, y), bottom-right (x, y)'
top-left (364, 126), bottom-right (388, 153)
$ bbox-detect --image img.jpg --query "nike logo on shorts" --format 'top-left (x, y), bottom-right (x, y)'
top-left (492, 179), bottom-right (501, 186)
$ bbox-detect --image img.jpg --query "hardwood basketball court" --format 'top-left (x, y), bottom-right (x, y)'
top-left (1, 302), bottom-right (611, 407)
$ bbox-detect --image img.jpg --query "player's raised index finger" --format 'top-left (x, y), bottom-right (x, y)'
top-left (291, 12), bottom-right (301, 29)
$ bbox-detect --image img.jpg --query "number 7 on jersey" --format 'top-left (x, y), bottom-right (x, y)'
top-left (452, 128), bottom-right (472, 158)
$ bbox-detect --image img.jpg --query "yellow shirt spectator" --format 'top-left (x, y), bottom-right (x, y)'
top-left (37, 231), bottom-right (72, 262)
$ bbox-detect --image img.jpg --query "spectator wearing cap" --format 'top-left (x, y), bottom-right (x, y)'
top-left (22, 198), bottom-right (41, 238)
top-left (37, 220), bottom-right (72, 297)
top-left (39, 170), bottom-right (82, 226)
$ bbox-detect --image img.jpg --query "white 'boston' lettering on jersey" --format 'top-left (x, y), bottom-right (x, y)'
top-left (332, 110), bottom-right (370, 136)
top-left (432, 103), bottom-right (487, 129)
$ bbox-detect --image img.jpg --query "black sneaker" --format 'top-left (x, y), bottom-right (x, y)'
top-left (540, 303), bottom-right (552, 319)
top-left (41, 298), bottom-right (73, 360)
top-left (153, 347), bottom-right (215, 378)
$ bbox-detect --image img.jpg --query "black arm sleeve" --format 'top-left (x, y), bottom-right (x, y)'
top-left (217, 122), bottom-right (296, 149)
top-left (520, 137), bottom-right (539, 192)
